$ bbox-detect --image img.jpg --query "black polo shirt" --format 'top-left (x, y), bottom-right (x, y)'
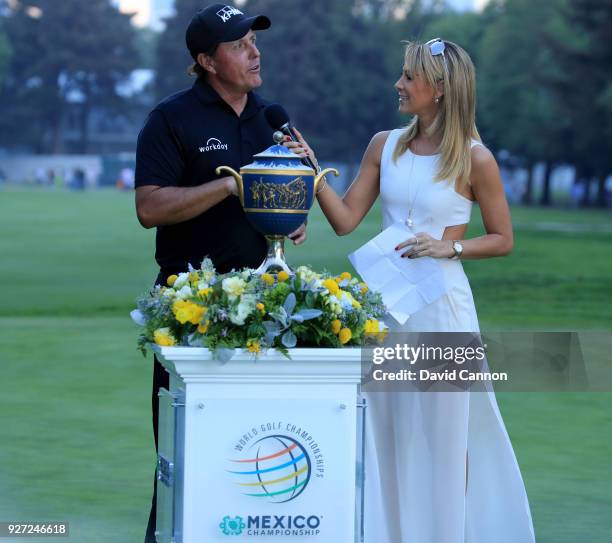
top-left (135, 78), bottom-right (273, 279)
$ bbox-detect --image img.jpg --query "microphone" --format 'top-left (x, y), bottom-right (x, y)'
top-left (264, 104), bottom-right (319, 172)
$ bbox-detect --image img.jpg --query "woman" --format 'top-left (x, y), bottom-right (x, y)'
top-left (286, 39), bottom-right (535, 542)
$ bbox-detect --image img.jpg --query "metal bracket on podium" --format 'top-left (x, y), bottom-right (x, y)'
top-left (157, 455), bottom-right (174, 487)
top-left (156, 388), bottom-right (185, 543)
top-left (356, 395), bottom-right (367, 543)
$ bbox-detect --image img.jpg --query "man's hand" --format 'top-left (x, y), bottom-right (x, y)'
top-left (287, 222), bottom-right (307, 245)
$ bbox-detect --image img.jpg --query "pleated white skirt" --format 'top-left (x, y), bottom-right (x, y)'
top-left (363, 260), bottom-right (535, 542)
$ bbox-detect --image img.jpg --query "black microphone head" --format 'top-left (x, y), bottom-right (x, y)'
top-left (264, 104), bottom-right (290, 130)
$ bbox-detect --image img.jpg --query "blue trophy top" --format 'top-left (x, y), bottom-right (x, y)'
top-left (245, 144), bottom-right (312, 171)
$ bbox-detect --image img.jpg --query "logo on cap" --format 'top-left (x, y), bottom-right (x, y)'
top-left (216, 6), bottom-right (243, 23)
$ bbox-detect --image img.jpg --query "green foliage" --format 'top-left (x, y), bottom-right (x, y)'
top-left (543, 0), bottom-right (612, 205)
top-left (134, 26), bottom-right (160, 70)
top-left (0, 29), bottom-right (11, 84)
top-left (245, 0), bottom-right (397, 162)
top-left (0, 0), bottom-right (610, 185)
top-left (477, 0), bottom-right (566, 160)
top-left (154, 0), bottom-right (204, 100)
top-left (0, 0), bottom-right (139, 152)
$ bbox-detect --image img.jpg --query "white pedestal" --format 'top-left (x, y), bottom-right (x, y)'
top-left (153, 347), bottom-right (365, 543)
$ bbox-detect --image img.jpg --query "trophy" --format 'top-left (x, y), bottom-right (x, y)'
top-left (216, 134), bottom-right (338, 274)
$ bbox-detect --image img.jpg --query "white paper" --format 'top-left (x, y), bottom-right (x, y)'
top-left (348, 222), bottom-right (448, 324)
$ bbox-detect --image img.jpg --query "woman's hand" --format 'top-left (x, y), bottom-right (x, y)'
top-left (287, 222), bottom-right (307, 245)
top-left (282, 128), bottom-right (319, 169)
top-left (396, 232), bottom-right (455, 259)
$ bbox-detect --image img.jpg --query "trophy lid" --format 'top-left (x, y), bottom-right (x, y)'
top-left (244, 144), bottom-right (313, 172)
top-left (252, 144), bottom-right (300, 159)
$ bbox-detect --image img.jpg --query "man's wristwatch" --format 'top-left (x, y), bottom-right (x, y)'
top-left (449, 240), bottom-right (463, 260)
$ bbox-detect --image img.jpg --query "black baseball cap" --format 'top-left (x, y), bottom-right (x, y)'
top-left (186, 4), bottom-right (271, 59)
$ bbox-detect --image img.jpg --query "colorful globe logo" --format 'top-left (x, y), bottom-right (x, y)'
top-left (227, 435), bottom-right (311, 503)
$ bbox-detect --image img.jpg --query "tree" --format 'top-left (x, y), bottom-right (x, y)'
top-left (477, 0), bottom-right (567, 206)
top-left (545, 0), bottom-right (612, 207)
top-left (0, 0), bottom-right (138, 153)
top-left (155, 0), bottom-right (203, 101)
top-left (247, 0), bottom-right (399, 164)
top-left (423, 10), bottom-right (486, 66)
top-left (0, 29), bottom-right (10, 85)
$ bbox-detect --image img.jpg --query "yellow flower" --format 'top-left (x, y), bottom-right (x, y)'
top-left (323, 278), bottom-right (340, 296)
top-left (197, 287), bottom-right (212, 298)
top-left (189, 271), bottom-right (199, 285)
top-left (364, 319), bottom-right (388, 342)
top-left (261, 273), bottom-right (275, 286)
top-left (172, 299), bottom-right (206, 325)
top-left (197, 321), bottom-right (209, 334)
top-left (247, 339), bottom-right (261, 353)
top-left (339, 327), bottom-right (352, 345)
top-left (364, 319), bottom-right (380, 335)
top-left (277, 270), bottom-right (290, 282)
top-left (359, 282), bottom-right (369, 294)
top-left (153, 327), bottom-right (176, 346)
top-left (331, 319), bottom-right (342, 335)
top-left (351, 297), bottom-right (362, 309)
top-left (167, 274), bottom-right (178, 287)
top-left (340, 271), bottom-right (352, 281)
top-left (256, 302), bottom-right (266, 315)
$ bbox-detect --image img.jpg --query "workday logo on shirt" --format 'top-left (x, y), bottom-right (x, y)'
top-left (199, 138), bottom-right (229, 153)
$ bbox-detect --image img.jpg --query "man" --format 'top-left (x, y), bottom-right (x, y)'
top-left (134, 4), bottom-right (306, 541)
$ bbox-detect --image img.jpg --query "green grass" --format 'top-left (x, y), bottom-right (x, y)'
top-left (0, 186), bottom-right (611, 542)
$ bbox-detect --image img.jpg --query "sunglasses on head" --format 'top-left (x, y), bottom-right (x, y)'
top-left (426, 38), bottom-right (448, 76)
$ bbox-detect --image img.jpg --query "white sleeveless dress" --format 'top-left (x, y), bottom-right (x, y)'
top-left (362, 129), bottom-right (536, 543)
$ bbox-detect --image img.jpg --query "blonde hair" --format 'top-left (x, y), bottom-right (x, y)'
top-left (393, 39), bottom-right (481, 188)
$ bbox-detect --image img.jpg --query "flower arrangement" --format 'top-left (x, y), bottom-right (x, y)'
top-left (131, 258), bottom-right (388, 361)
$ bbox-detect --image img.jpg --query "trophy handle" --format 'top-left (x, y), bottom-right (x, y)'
top-left (314, 167), bottom-right (339, 194)
top-left (215, 166), bottom-right (243, 205)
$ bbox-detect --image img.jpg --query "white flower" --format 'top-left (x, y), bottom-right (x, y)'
top-left (326, 295), bottom-right (343, 315)
top-left (222, 276), bottom-right (246, 299)
top-left (339, 291), bottom-right (355, 310)
top-left (197, 280), bottom-right (210, 291)
top-left (130, 309), bottom-right (146, 326)
top-left (229, 294), bottom-right (256, 325)
top-left (173, 272), bottom-right (190, 289)
top-left (297, 266), bottom-right (322, 284)
top-left (175, 285), bottom-right (193, 300)
top-left (162, 288), bottom-right (176, 299)
top-left (200, 257), bottom-right (214, 271)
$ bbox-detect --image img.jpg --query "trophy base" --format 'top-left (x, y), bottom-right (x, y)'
top-left (255, 236), bottom-right (293, 275)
